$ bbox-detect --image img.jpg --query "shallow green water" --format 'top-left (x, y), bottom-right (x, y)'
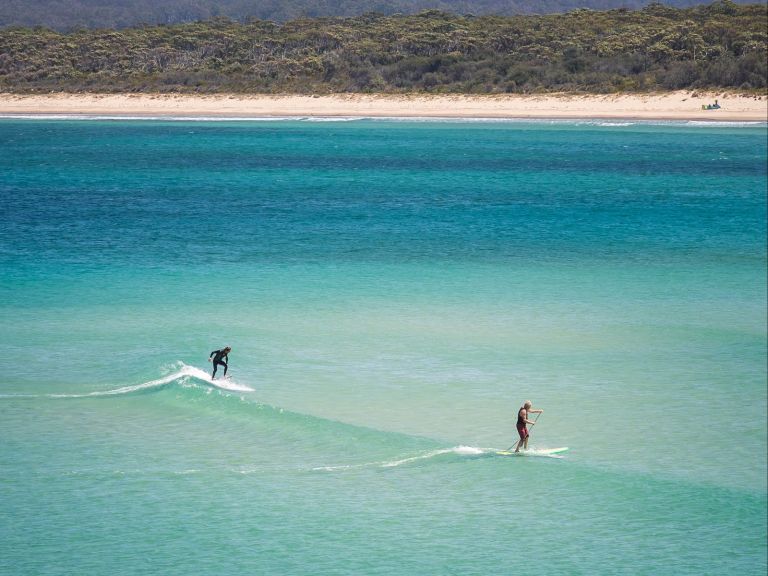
top-left (1, 118), bottom-right (765, 575)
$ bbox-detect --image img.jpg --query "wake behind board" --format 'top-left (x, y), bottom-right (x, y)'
top-left (496, 447), bottom-right (569, 457)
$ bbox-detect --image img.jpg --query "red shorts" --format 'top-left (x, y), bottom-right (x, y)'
top-left (517, 424), bottom-right (528, 440)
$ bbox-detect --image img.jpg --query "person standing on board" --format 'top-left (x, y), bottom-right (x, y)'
top-left (514, 400), bottom-right (543, 453)
top-left (208, 346), bottom-right (231, 379)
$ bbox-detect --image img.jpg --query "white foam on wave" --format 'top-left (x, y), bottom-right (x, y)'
top-left (304, 116), bottom-right (366, 122)
top-left (313, 445), bottom-right (488, 472)
top-left (683, 120), bottom-right (766, 127)
top-left (452, 445), bottom-right (486, 455)
top-left (379, 448), bottom-right (454, 468)
top-left (48, 369), bottom-right (187, 398)
top-left (497, 446), bottom-right (569, 459)
top-left (311, 463), bottom-right (369, 472)
top-left (175, 363), bottom-right (255, 392)
top-left (596, 121), bottom-right (636, 127)
top-left (0, 362), bottom-right (254, 399)
top-left (312, 444), bottom-right (571, 472)
top-left (1, 114), bottom-right (764, 128)
top-left (381, 445), bottom-right (487, 467)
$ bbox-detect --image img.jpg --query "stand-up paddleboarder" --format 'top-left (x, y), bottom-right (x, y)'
top-left (514, 400), bottom-right (543, 453)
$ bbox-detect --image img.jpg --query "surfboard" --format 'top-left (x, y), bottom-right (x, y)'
top-left (496, 447), bottom-right (569, 457)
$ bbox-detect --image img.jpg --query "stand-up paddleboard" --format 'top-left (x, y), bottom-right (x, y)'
top-left (496, 447), bottom-right (569, 457)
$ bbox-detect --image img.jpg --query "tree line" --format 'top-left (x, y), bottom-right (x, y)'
top-left (0, 1), bottom-right (765, 94)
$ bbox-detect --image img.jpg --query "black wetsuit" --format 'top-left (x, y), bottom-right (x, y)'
top-left (210, 349), bottom-right (229, 378)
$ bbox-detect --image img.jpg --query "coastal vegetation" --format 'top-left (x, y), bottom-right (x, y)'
top-left (0, 1), bottom-right (765, 94)
top-left (0, 1), bottom-right (754, 30)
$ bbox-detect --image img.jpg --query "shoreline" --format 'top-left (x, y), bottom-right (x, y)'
top-left (0, 92), bottom-right (766, 121)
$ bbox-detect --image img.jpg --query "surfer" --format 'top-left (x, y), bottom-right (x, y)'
top-left (208, 346), bottom-right (231, 379)
top-left (514, 401), bottom-right (543, 453)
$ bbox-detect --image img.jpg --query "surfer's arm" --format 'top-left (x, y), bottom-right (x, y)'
top-left (529, 408), bottom-right (543, 414)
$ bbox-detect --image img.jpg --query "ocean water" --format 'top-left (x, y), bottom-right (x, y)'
top-left (0, 117), bottom-right (765, 575)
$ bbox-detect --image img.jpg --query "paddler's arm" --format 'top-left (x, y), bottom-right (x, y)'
top-left (525, 408), bottom-right (542, 425)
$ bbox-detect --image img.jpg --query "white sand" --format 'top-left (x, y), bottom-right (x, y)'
top-left (0, 92), bottom-right (765, 121)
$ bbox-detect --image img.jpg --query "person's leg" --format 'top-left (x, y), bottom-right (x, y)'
top-left (514, 427), bottom-right (527, 453)
top-left (212, 362), bottom-right (218, 379)
top-left (221, 361), bottom-right (228, 377)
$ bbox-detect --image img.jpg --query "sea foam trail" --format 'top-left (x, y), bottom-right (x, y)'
top-left (312, 446), bottom-right (487, 472)
top-left (381, 445), bottom-right (486, 468)
top-left (312, 445), bottom-right (569, 471)
top-left (0, 362), bottom-right (254, 399)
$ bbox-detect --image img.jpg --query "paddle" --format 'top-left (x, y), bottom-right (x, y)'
top-left (507, 411), bottom-right (541, 452)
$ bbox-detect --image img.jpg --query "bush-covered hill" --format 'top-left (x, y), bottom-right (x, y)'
top-left (1, 2), bottom-right (765, 94)
top-left (0, 0), bottom-right (761, 31)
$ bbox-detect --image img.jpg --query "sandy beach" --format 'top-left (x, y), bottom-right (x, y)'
top-left (0, 91), bottom-right (765, 121)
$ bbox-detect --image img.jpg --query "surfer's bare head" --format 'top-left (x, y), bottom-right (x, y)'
top-left (224, 346), bottom-right (231, 352)
top-left (524, 400), bottom-right (532, 408)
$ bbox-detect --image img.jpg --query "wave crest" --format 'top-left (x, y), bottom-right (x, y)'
top-left (1, 362), bottom-right (254, 399)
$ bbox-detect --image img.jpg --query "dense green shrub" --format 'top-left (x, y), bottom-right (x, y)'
top-left (0, 2), bottom-right (765, 93)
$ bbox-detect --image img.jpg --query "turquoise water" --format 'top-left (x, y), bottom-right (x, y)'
top-left (1, 117), bottom-right (766, 575)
